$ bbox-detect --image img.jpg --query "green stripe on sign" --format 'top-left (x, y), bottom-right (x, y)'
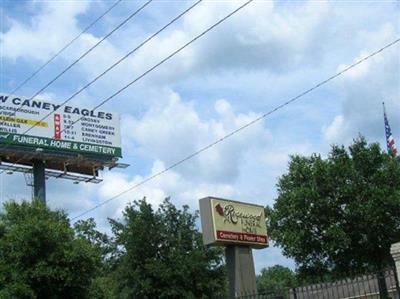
top-left (0, 133), bottom-right (122, 157)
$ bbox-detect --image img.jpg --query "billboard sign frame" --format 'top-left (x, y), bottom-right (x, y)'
top-left (0, 94), bottom-right (122, 159)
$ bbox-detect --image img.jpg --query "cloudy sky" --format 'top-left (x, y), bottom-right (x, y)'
top-left (0, 0), bottom-right (399, 271)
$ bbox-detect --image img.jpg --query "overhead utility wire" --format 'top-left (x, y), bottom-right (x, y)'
top-left (2, 0), bottom-right (251, 175)
top-left (22, 0), bottom-right (203, 138)
top-left (7, 0), bottom-right (123, 98)
top-left (8, 0), bottom-right (152, 119)
top-left (71, 37), bottom-right (400, 221)
top-left (0, 0), bottom-right (203, 174)
top-left (61, 0), bottom-right (254, 136)
top-left (0, 0), bottom-right (152, 172)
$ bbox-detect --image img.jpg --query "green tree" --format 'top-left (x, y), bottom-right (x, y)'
top-left (268, 137), bottom-right (400, 297)
top-left (110, 197), bottom-right (226, 299)
top-left (0, 200), bottom-right (101, 299)
top-left (257, 265), bottom-right (297, 296)
top-left (74, 218), bottom-right (118, 299)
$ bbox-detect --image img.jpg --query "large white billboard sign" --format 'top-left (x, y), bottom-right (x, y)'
top-left (0, 94), bottom-right (121, 157)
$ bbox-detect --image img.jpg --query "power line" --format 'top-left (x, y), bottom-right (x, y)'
top-left (0, 0), bottom-right (244, 173)
top-left (0, 0), bottom-right (203, 174)
top-left (62, 0), bottom-right (255, 135)
top-left (8, 0), bottom-right (152, 119)
top-left (7, 0), bottom-right (123, 97)
top-left (22, 0), bottom-right (203, 138)
top-left (0, 0), bottom-right (152, 172)
top-left (69, 40), bottom-right (400, 218)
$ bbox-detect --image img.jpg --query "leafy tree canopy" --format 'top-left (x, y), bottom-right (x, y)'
top-left (0, 198), bottom-right (228, 298)
top-left (0, 200), bottom-right (101, 299)
top-left (257, 265), bottom-right (297, 295)
top-left (268, 137), bottom-right (400, 280)
top-left (109, 197), bottom-right (227, 299)
top-left (73, 218), bottom-right (118, 299)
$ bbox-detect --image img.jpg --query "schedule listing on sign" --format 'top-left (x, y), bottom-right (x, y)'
top-left (0, 94), bottom-right (122, 157)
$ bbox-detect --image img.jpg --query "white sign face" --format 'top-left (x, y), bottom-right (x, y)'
top-left (0, 94), bottom-right (121, 157)
top-left (199, 197), bottom-right (268, 249)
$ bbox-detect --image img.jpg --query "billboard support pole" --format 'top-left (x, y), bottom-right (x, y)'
top-left (33, 160), bottom-right (46, 204)
top-left (226, 245), bottom-right (257, 298)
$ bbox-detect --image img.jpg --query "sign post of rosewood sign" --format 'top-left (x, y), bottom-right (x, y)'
top-left (199, 197), bottom-right (268, 249)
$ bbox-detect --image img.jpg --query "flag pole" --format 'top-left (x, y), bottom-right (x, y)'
top-left (383, 101), bottom-right (398, 156)
top-left (383, 101), bottom-right (387, 116)
top-left (383, 101), bottom-right (389, 152)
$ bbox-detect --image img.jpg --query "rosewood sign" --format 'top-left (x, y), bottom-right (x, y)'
top-left (199, 197), bottom-right (268, 249)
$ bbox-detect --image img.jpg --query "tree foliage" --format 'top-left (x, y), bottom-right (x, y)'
top-left (0, 200), bottom-right (101, 299)
top-left (0, 198), bottom-right (227, 298)
top-left (110, 197), bottom-right (226, 299)
top-left (257, 265), bottom-right (297, 295)
top-left (73, 218), bottom-right (118, 299)
top-left (268, 137), bottom-right (400, 280)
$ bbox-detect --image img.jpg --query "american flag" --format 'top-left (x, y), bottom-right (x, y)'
top-left (383, 102), bottom-right (397, 156)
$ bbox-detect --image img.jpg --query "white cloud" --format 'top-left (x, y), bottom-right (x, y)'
top-left (254, 243), bottom-right (296, 273)
top-left (1, 1), bottom-right (89, 62)
top-left (336, 24), bottom-right (396, 80)
top-left (2, 0), bottom-right (399, 273)
top-left (323, 23), bottom-right (400, 146)
top-left (322, 115), bottom-right (346, 145)
top-left (0, 0), bottom-right (135, 101)
top-left (127, 0), bottom-right (331, 82)
top-left (85, 159), bottom-right (236, 221)
top-left (125, 90), bottom-right (271, 184)
top-left (0, 169), bottom-right (96, 215)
